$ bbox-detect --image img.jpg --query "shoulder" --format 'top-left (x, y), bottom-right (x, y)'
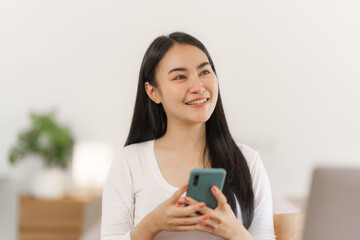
top-left (120, 140), bottom-right (152, 156)
top-left (235, 143), bottom-right (264, 177)
top-left (236, 143), bottom-right (259, 159)
top-left (236, 143), bottom-right (260, 165)
top-left (111, 140), bottom-right (153, 168)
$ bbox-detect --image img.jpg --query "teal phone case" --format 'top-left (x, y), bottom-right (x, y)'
top-left (185, 168), bottom-right (226, 209)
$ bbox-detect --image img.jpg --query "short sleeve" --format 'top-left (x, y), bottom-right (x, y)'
top-left (101, 150), bottom-right (135, 240)
top-left (247, 151), bottom-right (276, 240)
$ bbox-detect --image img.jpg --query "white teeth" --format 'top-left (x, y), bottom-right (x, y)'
top-left (186, 99), bottom-right (207, 105)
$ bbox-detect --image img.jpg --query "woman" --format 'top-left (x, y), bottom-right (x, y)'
top-left (101, 32), bottom-right (275, 240)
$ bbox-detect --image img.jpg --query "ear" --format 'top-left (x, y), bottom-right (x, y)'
top-left (144, 82), bottom-right (161, 104)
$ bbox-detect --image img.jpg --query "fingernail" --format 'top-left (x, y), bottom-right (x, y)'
top-left (199, 203), bottom-right (205, 208)
top-left (184, 197), bottom-right (191, 203)
top-left (203, 214), bottom-right (211, 220)
top-left (200, 222), bottom-right (207, 227)
top-left (212, 186), bottom-right (217, 192)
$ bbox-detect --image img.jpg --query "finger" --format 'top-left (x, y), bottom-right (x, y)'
top-left (193, 205), bottom-right (213, 216)
top-left (169, 225), bottom-right (200, 232)
top-left (170, 184), bottom-right (188, 204)
top-left (177, 201), bottom-right (197, 211)
top-left (196, 220), bottom-right (215, 233)
top-left (195, 215), bottom-right (216, 233)
top-left (211, 185), bottom-right (227, 207)
top-left (183, 196), bottom-right (199, 205)
top-left (170, 213), bottom-right (210, 226)
top-left (198, 214), bottom-right (216, 227)
top-left (175, 202), bottom-right (207, 217)
top-left (177, 197), bottom-right (187, 208)
top-left (175, 216), bottom-right (216, 234)
top-left (183, 197), bottom-right (214, 216)
top-left (176, 211), bottom-right (199, 217)
top-left (183, 196), bottom-right (202, 212)
top-left (178, 197), bottom-right (186, 204)
top-left (195, 204), bottom-right (229, 225)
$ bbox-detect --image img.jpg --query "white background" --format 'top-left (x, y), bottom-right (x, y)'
top-left (1, 0), bottom-right (360, 199)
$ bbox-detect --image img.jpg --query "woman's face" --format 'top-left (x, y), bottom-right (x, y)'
top-left (147, 43), bottom-right (218, 125)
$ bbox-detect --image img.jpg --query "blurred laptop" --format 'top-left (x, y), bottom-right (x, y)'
top-left (303, 167), bottom-right (360, 240)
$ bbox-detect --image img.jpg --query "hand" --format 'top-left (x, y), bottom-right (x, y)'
top-left (184, 185), bottom-right (254, 240)
top-left (149, 184), bottom-right (210, 233)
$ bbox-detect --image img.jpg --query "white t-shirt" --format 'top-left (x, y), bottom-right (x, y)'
top-left (101, 140), bottom-right (275, 240)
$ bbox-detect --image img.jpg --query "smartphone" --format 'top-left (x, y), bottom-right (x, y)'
top-left (185, 168), bottom-right (226, 209)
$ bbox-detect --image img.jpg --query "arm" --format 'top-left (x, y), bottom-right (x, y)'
top-left (101, 151), bottom-right (134, 240)
top-left (130, 211), bottom-right (160, 240)
top-left (246, 151), bottom-right (276, 240)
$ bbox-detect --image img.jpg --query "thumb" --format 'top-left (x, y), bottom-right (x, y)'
top-left (211, 185), bottom-right (227, 207)
top-left (170, 184), bottom-right (188, 204)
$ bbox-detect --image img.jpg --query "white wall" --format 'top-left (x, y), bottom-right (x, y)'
top-left (1, 0), bottom-right (360, 198)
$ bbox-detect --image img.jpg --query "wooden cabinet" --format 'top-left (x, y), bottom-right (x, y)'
top-left (18, 195), bottom-right (100, 240)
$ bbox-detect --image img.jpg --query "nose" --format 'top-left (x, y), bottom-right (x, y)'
top-left (188, 73), bottom-right (205, 93)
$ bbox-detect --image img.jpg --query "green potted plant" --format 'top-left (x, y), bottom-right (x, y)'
top-left (9, 111), bottom-right (74, 198)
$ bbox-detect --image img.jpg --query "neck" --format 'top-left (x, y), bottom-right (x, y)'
top-left (158, 119), bottom-right (206, 152)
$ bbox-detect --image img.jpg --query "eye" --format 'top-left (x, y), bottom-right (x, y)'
top-left (174, 75), bottom-right (186, 80)
top-left (200, 70), bottom-right (210, 76)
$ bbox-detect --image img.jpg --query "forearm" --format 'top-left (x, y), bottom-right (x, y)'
top-left (226, 223), bottom-right (255, 240)
top-left (130, 211), bottom-right (161, 240)
top-left (228, 233), bottom-right (255, 240)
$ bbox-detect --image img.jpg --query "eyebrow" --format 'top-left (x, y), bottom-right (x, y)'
top-left (168, 62), bottom-right (210, 74)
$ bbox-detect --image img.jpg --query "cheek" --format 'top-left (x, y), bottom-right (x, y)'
top-left (208, 77), bottom-right (219, 97)
top-left (160, 87), bottom-right (184, 107)
top-left (209, 79), bottom-right (219, 108)
top-left (168, 85), bottom-right (186, 100)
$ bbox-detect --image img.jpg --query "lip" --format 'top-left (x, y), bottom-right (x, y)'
top-left (185, 97), bottom-right (208, 104)
top-left (185, 97), bottom-right (209, 108)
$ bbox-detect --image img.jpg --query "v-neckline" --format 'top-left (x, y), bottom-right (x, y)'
top-left (148, 139), bottom-right (180, 192)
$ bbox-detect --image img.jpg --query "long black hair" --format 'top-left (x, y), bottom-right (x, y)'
top-left (125, 32), bottom-right (254, 229)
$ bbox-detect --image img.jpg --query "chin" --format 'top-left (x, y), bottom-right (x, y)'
top-left (189, 115), bottom-right (211, 124)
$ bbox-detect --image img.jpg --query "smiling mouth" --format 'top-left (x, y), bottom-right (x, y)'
top-left (185, 98), bottom-right (209, 105)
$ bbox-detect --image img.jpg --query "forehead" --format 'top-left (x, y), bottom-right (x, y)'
top-left (156, 43), bottom-right (209, 74)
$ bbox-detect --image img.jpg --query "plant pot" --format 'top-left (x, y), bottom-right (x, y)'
top-left (10, 155), bottom-right (43, 194)
top-left (10, 155), bottom-right (68, 199)
top-left (28, 166), bottom-right (66, 199)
